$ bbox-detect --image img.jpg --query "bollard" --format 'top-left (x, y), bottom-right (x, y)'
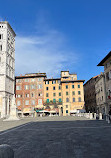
top-left (86, 113), bottom-right (90, 118)
top-left (99, 113), bottom-right (103, 120)
top-left (108, 115), bottom-right (110, 124)
top-left (0, 144), bottom-right (14, 158)
top-left (106, 115), bottom-right (108, 121)
top-left (94, 113), bottom-right (96, 119)
top-left (90, 113), bottom-right (93, 119)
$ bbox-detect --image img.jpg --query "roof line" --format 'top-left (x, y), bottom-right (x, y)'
top-left (97, 51), bottom-right (111, 66)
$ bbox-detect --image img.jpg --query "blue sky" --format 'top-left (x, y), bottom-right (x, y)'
top-left (0, 0), bottom-right (111, 82)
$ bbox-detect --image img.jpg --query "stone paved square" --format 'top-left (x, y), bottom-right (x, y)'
top-left (0, 116), bottom-right (111, 158)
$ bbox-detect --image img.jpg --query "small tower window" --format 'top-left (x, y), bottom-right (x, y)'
top-left (0, 45), bottom-right (2, 51)
top-left (0, 34), bottom-right (3, 39)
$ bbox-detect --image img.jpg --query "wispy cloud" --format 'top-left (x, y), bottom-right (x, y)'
top-left (15, 11), bottom-right (78, 78)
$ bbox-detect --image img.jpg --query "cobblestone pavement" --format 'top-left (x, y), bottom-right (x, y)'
top-left (0, 116), bottom-right (111, 158)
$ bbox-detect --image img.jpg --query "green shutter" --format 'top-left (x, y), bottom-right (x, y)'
top-left (53, 99), bottom-right (56, 103)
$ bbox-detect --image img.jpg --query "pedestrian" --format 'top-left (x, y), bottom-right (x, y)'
top-left (109, 109), bottom-right (111, 121)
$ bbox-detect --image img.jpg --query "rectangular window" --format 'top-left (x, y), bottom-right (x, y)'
top-left (66, 105), bottom-right (68, 108)
top-left (38, 84), bottom-right (42, 89)
top-left (59, 85), bottom-right (61, 90)
top-left (31, 100), bottom-right (35, 105)
top-left (38, 92), bottom-right (42, 97)
top-left (53, 99), bottom-right (56, 103)
top-left (66, 92), bottom-right (68, 95)
top-left (25, 94), bottom-right (29, 98)
top-left (59, 98), bottom-right (62, 102)
top-left (66, 110), bottom-right (68, 114)
top-left (17, 101), bottom-right (21, 106)
top-left (25, 100), bottom-right (29, 105)
top-left (72, 85), bottom-right (74, 88)
top-left (78, 97), bottom-right (81, 102)
top-left (31, 78), bottom-right (35, 82)
top-left (25, 79), bottom-right (29, 82)
top-left (78, 91), bottom-right (81, 95)
top-left (0, 45), bottom-right (2, 51)
top-left (106, 72), bottom-right (109, 80)
top-left (66, 85), bottom-right (68, 89)
top-left (46, 87), bottom-right (49, 90)
top-left (38, 99), bottom-right (42, 105)
top-left (45, 81), bottom-right (49, 84)
top-left (46, 93), bottom-right (49, 97)
top-left (38, 78), bottom-right (42, 81)
top-left (52, 80), bottom-right (56, 84)
top-left (0, 34), bottom-right (3, 39)
top-left (25, 85), bottom-right (29, 90)
top-left (72, 91), bottom-right (75, 95)
top-left (58, 80), bottom-right (61, 84)
top-left (47, 99), bottom-right (49, 103)
top-left (78, 85), bottom-right (80, 88)
top-left (16, 94), bottom-right (21, 98)
top-left (31, 84), bottom-right (36, 89)
top-left (53, 93), bottom-right (56, 97)
top-left (16, 86), bottom-right (21, 90)
top-left (31, 93), bottom-right (34, 97)
top-left (16, 79), bottom-right (21, 83)
top-left (59, 92), bottom-right (61, 96)
top-left (66, 98), bottom-right (69, 102)
top-left (73, 98), bottom-right (75, 102)
top-left (53, 86), bottom-right (55, 90)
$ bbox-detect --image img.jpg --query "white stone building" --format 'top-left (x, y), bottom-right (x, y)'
top-left (98, 51), bottom-right (111, 114)
top-left (0, 21), bottom-right (16, 118)
top-left (95, 73), bottom-right (106, 114)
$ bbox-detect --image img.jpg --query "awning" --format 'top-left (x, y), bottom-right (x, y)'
top-left (70, 110), bottom-right (77, 113)
top-left (40, 110), bottom-right (50, 113)
top-left (36, 110), bottom-right (43, 112)
top-left (49, 110), bottom-right (57, 113)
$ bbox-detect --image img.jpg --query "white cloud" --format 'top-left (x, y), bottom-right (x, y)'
top-left (15, 11), bottom-right (78, 78)
top-left (15, 29), bottom-right (78, 78)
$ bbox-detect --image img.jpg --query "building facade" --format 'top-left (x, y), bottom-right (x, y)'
top-left (44, 71), bottom-right (85, 116)
top-left (15, 73), bottom-right (46, 116)
top-left (95, 73), bottom-right (106, 114)
top-left (84, 75), bottom-right (100, 113)
top-left (98, 51), bottom-right (111, 114)
top-left (0, 21), bottom-right (16, 118)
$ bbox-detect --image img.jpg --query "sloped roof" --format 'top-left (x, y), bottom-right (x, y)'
top-left (97, 51), bottom-right (111, 66)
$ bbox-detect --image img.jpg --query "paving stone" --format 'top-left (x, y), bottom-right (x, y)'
top-left (0, 116), bottom-right (111, 158)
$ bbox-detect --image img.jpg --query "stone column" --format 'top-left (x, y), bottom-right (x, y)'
top-left (99, 113), bottom-right (103, 120)
top-left (1, 97), bottom-right (6, 118)
top-left (7, 97), bottom-right (9, 116)
top-left (94, 113), bottom-right (96, 119)
top-left (4, 95), bottom-right (19, 121)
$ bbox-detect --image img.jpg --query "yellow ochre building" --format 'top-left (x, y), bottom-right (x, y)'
top-left (44, 71), bottom-right (85, 116)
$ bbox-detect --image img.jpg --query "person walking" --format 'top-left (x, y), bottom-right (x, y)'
top-left (108, 109), bottom-right (111, 122)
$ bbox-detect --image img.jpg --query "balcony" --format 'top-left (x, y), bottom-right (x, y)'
top-left (43, 100), bottom-right (62, 106)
